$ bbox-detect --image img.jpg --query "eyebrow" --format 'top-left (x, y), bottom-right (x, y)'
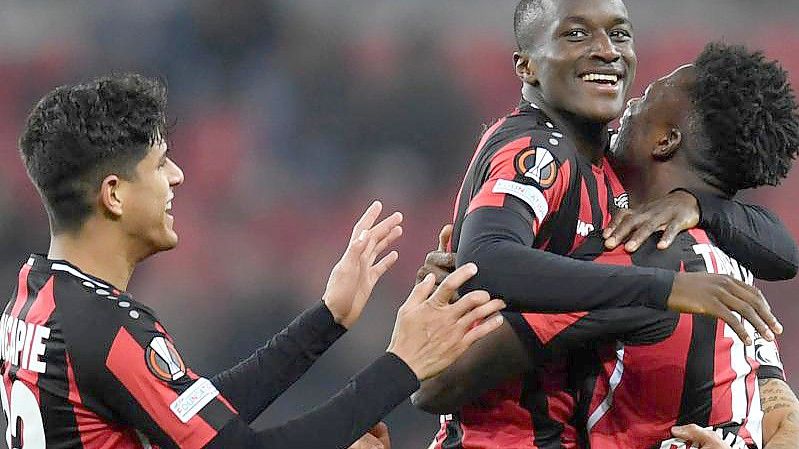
top-left (562, 16), bottom-right (632, 27)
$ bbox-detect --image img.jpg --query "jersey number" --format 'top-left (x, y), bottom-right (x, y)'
top-left (0, 377), bottom-right (46, 449)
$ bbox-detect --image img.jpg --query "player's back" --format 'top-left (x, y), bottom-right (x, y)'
top-left (574, 229), bottom-right (784, 449)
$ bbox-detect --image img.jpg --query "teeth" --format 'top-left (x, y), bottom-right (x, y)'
top-left (582, 73), bottom-right (619, 83)
top-left (166, 201), bottom-right (172, 211)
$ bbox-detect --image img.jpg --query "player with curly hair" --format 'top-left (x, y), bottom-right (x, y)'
top-left (415, 42), bottom-right (799, 449)
top-left (1, 73), bottom-right (508, 449)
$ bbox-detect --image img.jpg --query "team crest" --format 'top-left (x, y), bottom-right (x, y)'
top-left (515, 147), bottom-right (558, 189)
top-left (146, 336), bottom-right (186, 382)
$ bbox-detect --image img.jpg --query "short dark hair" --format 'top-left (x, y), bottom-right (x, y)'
top-left (690, 42), bottom-right (799, 194)
top-left (19, 73), bottom-right (168, 233)
top-left (514, 0), bottom-right (549, 52)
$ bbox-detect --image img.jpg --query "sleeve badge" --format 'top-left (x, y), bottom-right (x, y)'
top-left (514, 146), bottom-right (558, 189)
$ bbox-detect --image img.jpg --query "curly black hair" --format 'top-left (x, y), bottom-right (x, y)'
top-left (19, 73), bottom-right (168, 233)
top-left (690, 42), bottom-right (799, 194)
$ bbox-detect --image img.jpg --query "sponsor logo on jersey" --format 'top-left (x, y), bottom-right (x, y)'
top-left (0, 313), bottom-right (50, 373)
top-left (614, 193), bottom-right (629, 209)
top-left (514, 147), bottom-right (558, 189)
top-left (146, 336), bottom-right (186, 382)
top-left (493, 179), bottom-right (549, 223)
top-left (577, 220), bottom-right (595, 237)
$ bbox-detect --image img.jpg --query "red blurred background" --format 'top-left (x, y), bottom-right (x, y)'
top-left (0, 1), bottom-right (796, 448)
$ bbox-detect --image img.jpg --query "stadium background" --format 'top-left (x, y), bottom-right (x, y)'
top-left (1, 1), bottom-right (797, 447)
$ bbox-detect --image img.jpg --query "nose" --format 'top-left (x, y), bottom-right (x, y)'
top-left (590, 32), bottom-right (621, 63)
top-left (167, 158), bottom-right (185, 187)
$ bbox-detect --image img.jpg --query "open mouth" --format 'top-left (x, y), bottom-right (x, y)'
top-left (580, 73), bottom-right (622, 87)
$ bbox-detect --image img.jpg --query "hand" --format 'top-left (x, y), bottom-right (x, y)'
top-left (387, 263), bottom-right (506, 380)
top-left (415, 224), bottom-right (456, 291)
top-left (670, 425), bottom-right (733, 449)
top-left (323, 201), bottom-right (403, 329)
top-left (604, 190), bottom-right (699, 251)
top-left (348, 422), bottom-right (391, 449)
top-left (668, 272), bottom-right (782, 344)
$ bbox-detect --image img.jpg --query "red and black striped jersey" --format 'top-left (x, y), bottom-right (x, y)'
top-left (509, 229), bottom-right (786, 449)
top-left (0, 255), bottom-right (238, 449)
top-left (436, 99), bottom-right (626, 449)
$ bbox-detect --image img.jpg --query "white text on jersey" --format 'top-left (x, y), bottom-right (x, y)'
top-left (0, 313), bottom-right (50, 373)
top-left (693, 243), bottom-right (754, 286)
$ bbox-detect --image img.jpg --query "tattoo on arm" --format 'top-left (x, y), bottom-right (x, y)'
top-left (759, 378), bottom-right (799, 449)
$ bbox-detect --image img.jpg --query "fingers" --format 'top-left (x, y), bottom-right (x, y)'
top-left (407, 273), bottom-right (437, 306)
top-left (604, 210), bottom-right (643, 249)
top-left (351, 201), bottom-right (383, 242)
top-left (425, 251), bottom-right (456, 271)
top-left (723, 280), bottom-right (781, 340)
top-left (657, 221), bottom-right (684, 250)
top-left (438, 224), bottom-right (454, 251)
top-left (372, 251), bottom-right (399, 279)
top-left (604, 208), bottom-right (631, 240)
top-left (369, 212), bottom-right (404, 245)
top-left (623, 220), bottom-right (664, 252)
top-left (712, 295), bottom-right (756, 345)
top-left (372, 225), bottom-right (403, 260)
top-left (462, 313), bottom-right (505, 347)
top-left (456, 296), bottom-right (507, 328)
top-left (428, 263), bottom-right (478, 306)
top-left (670, 424), bottom-right (717, 447)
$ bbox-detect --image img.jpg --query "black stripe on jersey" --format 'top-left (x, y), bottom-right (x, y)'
top-left (572, 350), bottom-right (602, 449)
top-left (521, 371), bottom-right (565, 449)
top-left (441, 414), bottom-right (465, 449)
top-left (8, 270), bottom-right (52, 382)
top-left (581, 169), bottom-right (604, 233)
top-left (675, 315), bottom-right (717, 426)
top-left (38, 316), bottom-right (81, 449)
top-left (451, 107), bottom-right (556, 251)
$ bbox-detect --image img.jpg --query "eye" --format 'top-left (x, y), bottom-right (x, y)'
top-left (564, 29), bottom-right (589, 40)
top-left (610, 29), bottom-right (632, 42)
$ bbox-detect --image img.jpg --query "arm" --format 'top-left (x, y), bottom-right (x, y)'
top-left (211, 302), bottom-right (346, 423)
top-left (603, 189), bottom-right (799, 281)
top-left (215, 201), bottom-right (403, 422)
top-left (412, 319), bottom-right (531, 414)
top-left (457, 205), bottom-right (676, 311)
top-left (692, 189), bottom-right (799, 281)
top-left (759, 378), bottom-right (799, 449)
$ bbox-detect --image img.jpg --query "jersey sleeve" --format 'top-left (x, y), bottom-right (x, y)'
top-left (685, 188), bottom-right (799, 281)
top-left (466, 135), bottom-right (571, 236)
top-left (60, 295), bottom-right (239, 449)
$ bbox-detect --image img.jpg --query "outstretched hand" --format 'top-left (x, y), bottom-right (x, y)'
top-left (323, 201), bottom-right (403, 329)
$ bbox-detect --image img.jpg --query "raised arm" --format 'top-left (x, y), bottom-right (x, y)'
top-left (603, 189), bottom-right (799, 281)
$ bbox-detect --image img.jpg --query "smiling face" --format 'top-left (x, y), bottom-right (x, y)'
top-left (114, 139), bottom-right (185, 255)
top-left (516, 0), bottom-right (637, 124)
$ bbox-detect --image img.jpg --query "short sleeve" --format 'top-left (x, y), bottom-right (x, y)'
top-left (754, 334), bottom-right (786, 381)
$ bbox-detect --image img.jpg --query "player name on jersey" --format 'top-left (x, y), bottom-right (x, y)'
top-left (0, 313), bottom-right (50, 373)
top-left (693, 243), bottom-right (754, 285)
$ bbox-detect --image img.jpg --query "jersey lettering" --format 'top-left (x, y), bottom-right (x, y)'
top-left (0, 314), bottom-right (50, 373)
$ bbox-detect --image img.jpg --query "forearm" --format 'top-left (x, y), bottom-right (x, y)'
top-left (211, 302), bottom-right (346, 422)
top-left (691, 189), bottom-right (799, 280)
top-left (207, 353), bottom-right (418, 449)
top-left (457, 207), bottom-right (675, 312)
top-left (760, 378), bottom-right (799, 449)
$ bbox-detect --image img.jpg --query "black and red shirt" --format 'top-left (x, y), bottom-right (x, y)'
top-left (508, 229), bottom-right (786, 449)
top-left (1, 255), bottom-right (419, 449)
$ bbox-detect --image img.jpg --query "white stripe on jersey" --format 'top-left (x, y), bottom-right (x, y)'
top-left (587, 343), bottom-right (625, 431)
top-left (51, 263), bottom-right (111, 289)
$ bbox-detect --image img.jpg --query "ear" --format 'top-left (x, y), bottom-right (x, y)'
top-left (652, 127), bottom-right (682, 161)
top-left (99, 174), bottom-right (124, 218)
top-left (514, 52), bottom-right (538, 85)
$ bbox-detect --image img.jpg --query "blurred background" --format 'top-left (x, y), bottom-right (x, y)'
top-left (1, 1), bottom-right (798, 447)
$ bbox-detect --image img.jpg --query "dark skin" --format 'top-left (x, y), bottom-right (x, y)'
top-left (412, 65), bottom-right (798, 448)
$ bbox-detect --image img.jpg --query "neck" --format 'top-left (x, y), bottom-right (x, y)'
top-left (523, 85), bottom-right (609, 164)
top-left (47, 218), bottom-right (139, 291)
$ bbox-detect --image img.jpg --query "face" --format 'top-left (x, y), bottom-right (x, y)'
top-left (611, 64), bottom-right (696, 177)
top-left (518, 0), bottom-right (637, 124)
top-left (117, 140), bottom-right (184, 255)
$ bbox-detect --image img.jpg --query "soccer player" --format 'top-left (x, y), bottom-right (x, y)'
top-left (411, 0), bottom-right (798, 447)
top-left (0, 74), bottom-right (507, 449)
top-left (414, 43), bottom-right (799, 449)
